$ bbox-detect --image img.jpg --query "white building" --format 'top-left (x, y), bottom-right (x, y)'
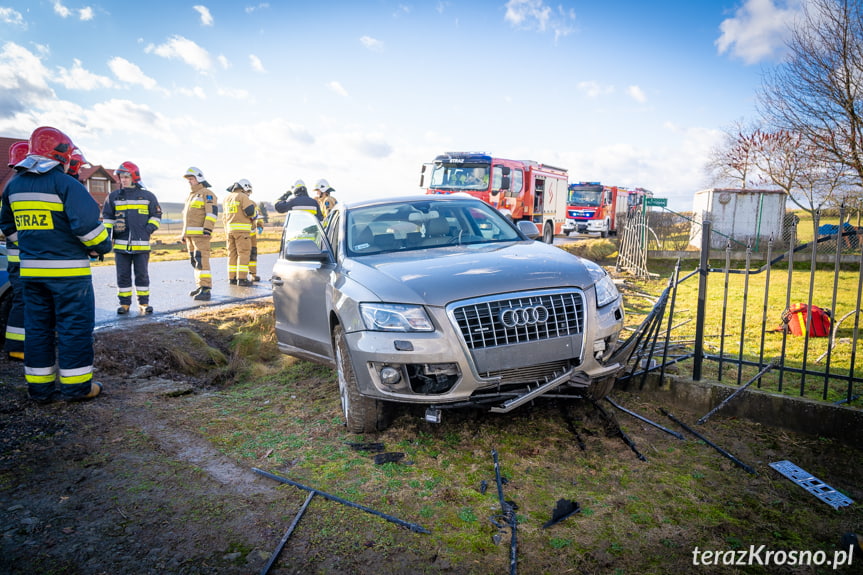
top-left (689, 188), bottom-right (787, 250)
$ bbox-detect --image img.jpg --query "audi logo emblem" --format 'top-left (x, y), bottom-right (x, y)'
top-left (499, 305), bottom-right (549, 328)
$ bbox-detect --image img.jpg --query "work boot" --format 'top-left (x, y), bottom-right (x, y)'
top-left (139, 304), bottom-right (153, 314)
top-left (7, 351), bottom-right (24, 361)
top-left (237, 278), bottom-right (252, 287)
top-left (193, 287), bottom-right (211, 301)
top-left (189, 286), bottom-right (202, 297)
top-left (67, 381), bottom-right (103, 402)
top-left (117, 305), bottom-right (130, 315)
top-left (253, 275), bottom-right (261, 282)
top-left (229, 278), bottom-right (238, 285)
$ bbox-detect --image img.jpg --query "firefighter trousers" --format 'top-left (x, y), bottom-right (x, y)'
top-left (249, 234), bottom-right (258, 280)
top-left (22, 277), bottom-right (96, 401)
top-left (4, 262), bottom-right (24, 355)
top-left (227, 232), bottom-right (251, 281)
top-left (115, 251), bottom-right (151, 305)
top-left (186, 236), bottom-right (212, 288)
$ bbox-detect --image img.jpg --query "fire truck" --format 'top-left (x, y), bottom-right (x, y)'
top-left (421, 152), bottom-right (569, 243)
top-left (562, 182), bottom-right (652, 238)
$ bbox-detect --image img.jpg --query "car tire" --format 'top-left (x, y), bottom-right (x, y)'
top-left (334, 326), bottom-right (390, 433)
top-left (585, 375), bottom-right (615, 400)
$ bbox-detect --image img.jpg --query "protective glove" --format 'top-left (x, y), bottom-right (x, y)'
top-left (278, 191), bottom-right (293, 202)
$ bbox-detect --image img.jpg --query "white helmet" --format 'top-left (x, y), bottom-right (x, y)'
top-left (184, 166), bottom-right (206, 181)
top-left (237, 178), bottom-right (253, 193)
top-left (314, 178), bottom-right (330, 193)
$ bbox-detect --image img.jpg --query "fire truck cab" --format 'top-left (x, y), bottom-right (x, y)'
top-left (562, 182), bottom-right (651, 238)
top-left (421, 152), bottom-right (568, 244)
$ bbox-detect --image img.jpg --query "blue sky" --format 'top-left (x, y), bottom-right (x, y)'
top-left (0, 1), bottom-right (804, 210)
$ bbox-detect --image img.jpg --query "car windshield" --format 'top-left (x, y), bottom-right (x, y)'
top-left (345, 199), bottom-right (521, 256)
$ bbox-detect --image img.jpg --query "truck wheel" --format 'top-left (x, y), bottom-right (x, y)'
top-left (543, 222), bottom-right (554, 244)
top-left (600, 219), bottom-right (610, 239)
top-left (334, 325), bottom-right (390, 433)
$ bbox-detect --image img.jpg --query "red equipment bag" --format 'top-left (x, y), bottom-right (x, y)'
top-left (776, 303), bottom-right (832, 337)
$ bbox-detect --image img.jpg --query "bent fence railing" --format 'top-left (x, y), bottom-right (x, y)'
top-left (618, 210), bottom-right (863, 406)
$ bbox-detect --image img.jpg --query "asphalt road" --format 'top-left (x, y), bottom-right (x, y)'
top-left (92, 252), bottom-right (278, 329)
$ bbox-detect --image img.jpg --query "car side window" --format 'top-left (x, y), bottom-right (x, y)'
top-left (280, 211), bottom-right (325, 258)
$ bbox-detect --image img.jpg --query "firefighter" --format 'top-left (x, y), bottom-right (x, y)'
top-left (275, 179), bottom-right (323, 219)
top-left (248, 204), bottom-right (263, 283)
top-left (3, 141), bottom-right (29, 361)
top-left (102, 162), bottom-right (162, 314)
top-left (181, 167), bottom-right (218, 300)
top-left (313, 178), bottom-right (338, 218)
top-left (224, 179), bottom-right (256, 286)
top-left (0, 126), bottom-right (112, 403)
top-left (67, 148), bottom-right (88, 182)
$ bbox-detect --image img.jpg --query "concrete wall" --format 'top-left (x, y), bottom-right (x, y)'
top-left (618, 374), bottom-right (863, 448)
top-left (689, 189), bottom-right (787, 250)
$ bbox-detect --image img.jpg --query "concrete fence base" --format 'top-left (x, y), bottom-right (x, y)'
top-left (617, 374), bottom-right (863, 448)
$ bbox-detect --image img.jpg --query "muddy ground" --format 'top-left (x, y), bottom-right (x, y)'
top-left (1, 313), bottom-right (862, 575)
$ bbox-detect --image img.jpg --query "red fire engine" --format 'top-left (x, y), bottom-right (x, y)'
top-left (562, 182), bottom-right (652, 237)
top-left (421, 152), bottom-right (569, 243)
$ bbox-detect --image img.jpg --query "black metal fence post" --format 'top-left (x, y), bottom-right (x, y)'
top-left (693, 220), bottom-right (711, 381)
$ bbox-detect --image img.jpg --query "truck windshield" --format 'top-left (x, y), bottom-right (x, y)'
top-left (430, 164), bottom-right (490, 191)
top-left (568, 188), bottom-right (602, 207)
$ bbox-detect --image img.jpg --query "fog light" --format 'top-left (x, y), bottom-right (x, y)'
top-left (380, 366), bottom-right (402, 385)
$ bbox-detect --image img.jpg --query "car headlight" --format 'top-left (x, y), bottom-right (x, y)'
top-left (359, 303), bottom-right (434, 332)
top-left (581, 259), bottom-right (620, 308)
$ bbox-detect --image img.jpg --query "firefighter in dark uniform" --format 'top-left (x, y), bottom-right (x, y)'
top-left (0, 126), bottom-right (112, 403)
top-left (3, 140), bottom-right (29, 361)
top-left (274, 179), bottom-right (323, 220)
top-left (223, 179), bottom-right (256, 286)
top-left (181, 166), bottom-right (218, 300)
top-left (102, 161), bottom-right (162, 314)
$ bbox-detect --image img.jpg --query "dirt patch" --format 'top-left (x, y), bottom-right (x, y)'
top-left (1, 311), bottom-right (861, 574)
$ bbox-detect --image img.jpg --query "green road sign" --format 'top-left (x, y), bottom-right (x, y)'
top-left (644, 197), bottom-right (668, 207)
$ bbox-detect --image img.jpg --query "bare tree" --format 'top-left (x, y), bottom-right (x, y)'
top-left (704, 120), bottom-right (763, 188)
top-left (759, 0), bottom-right (863, 207)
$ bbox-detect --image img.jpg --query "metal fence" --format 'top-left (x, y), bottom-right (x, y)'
top-left (618, 208), bottom-right (863, 407)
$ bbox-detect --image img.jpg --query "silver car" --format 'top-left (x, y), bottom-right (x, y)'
top-left (272, 195), bottom-right (625, 432)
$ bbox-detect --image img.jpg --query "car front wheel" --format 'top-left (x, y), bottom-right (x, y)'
top-left (334, 326), bottom-right (390, 433)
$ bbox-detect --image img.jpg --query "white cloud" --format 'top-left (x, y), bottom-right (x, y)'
top-left (178, 86), bottom-right (207, 99)
top-left (52, 0), bottom-right (71, 18)
top-left (217, 87), bottom-right (250, 100)
top-left (249, 54), bottom-right (265, 73)
top-left (504, 0), bottom-right (575, 42)
top-left (108, 56), bottom-right (158, 90)
top-left (360, 36), bottom-right (384, 52)
top-left (0, 42), bottom-right (55, 116)
top-left (217, 54), bottom-right (230, 69)
top-left (0, 7), bottom-right (25, 27)
top-left (716, 0), bottom-right (803, 64)
top-left (577, 81), bottom-right (613, 99)
top-left (56, 59), bottom-right (113, 90)
top-left (88, 99), bottom-right (173, 142)
top-left (79, 7), bottom-right (94, 21)
top-left (348, 132), bottom-right (392, 158)
top-left (245, 3), bottom-right (270, 14)
top-left (145, 35), bottom-right (212, 73)
top-left (193, 5), bottom-right (213, 26)
top-left (327, 81), bottom-right (349, 98)
top-left (627, 85), bottom-right (647, 103)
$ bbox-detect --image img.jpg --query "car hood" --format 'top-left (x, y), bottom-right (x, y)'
top-left (342, 241), bottom-right (595, 307)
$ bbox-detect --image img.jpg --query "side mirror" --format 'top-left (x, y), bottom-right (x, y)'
top-left (284, 239), bottom-right (329, 261)
top-left (517, 220), bottom-right (540, 240)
